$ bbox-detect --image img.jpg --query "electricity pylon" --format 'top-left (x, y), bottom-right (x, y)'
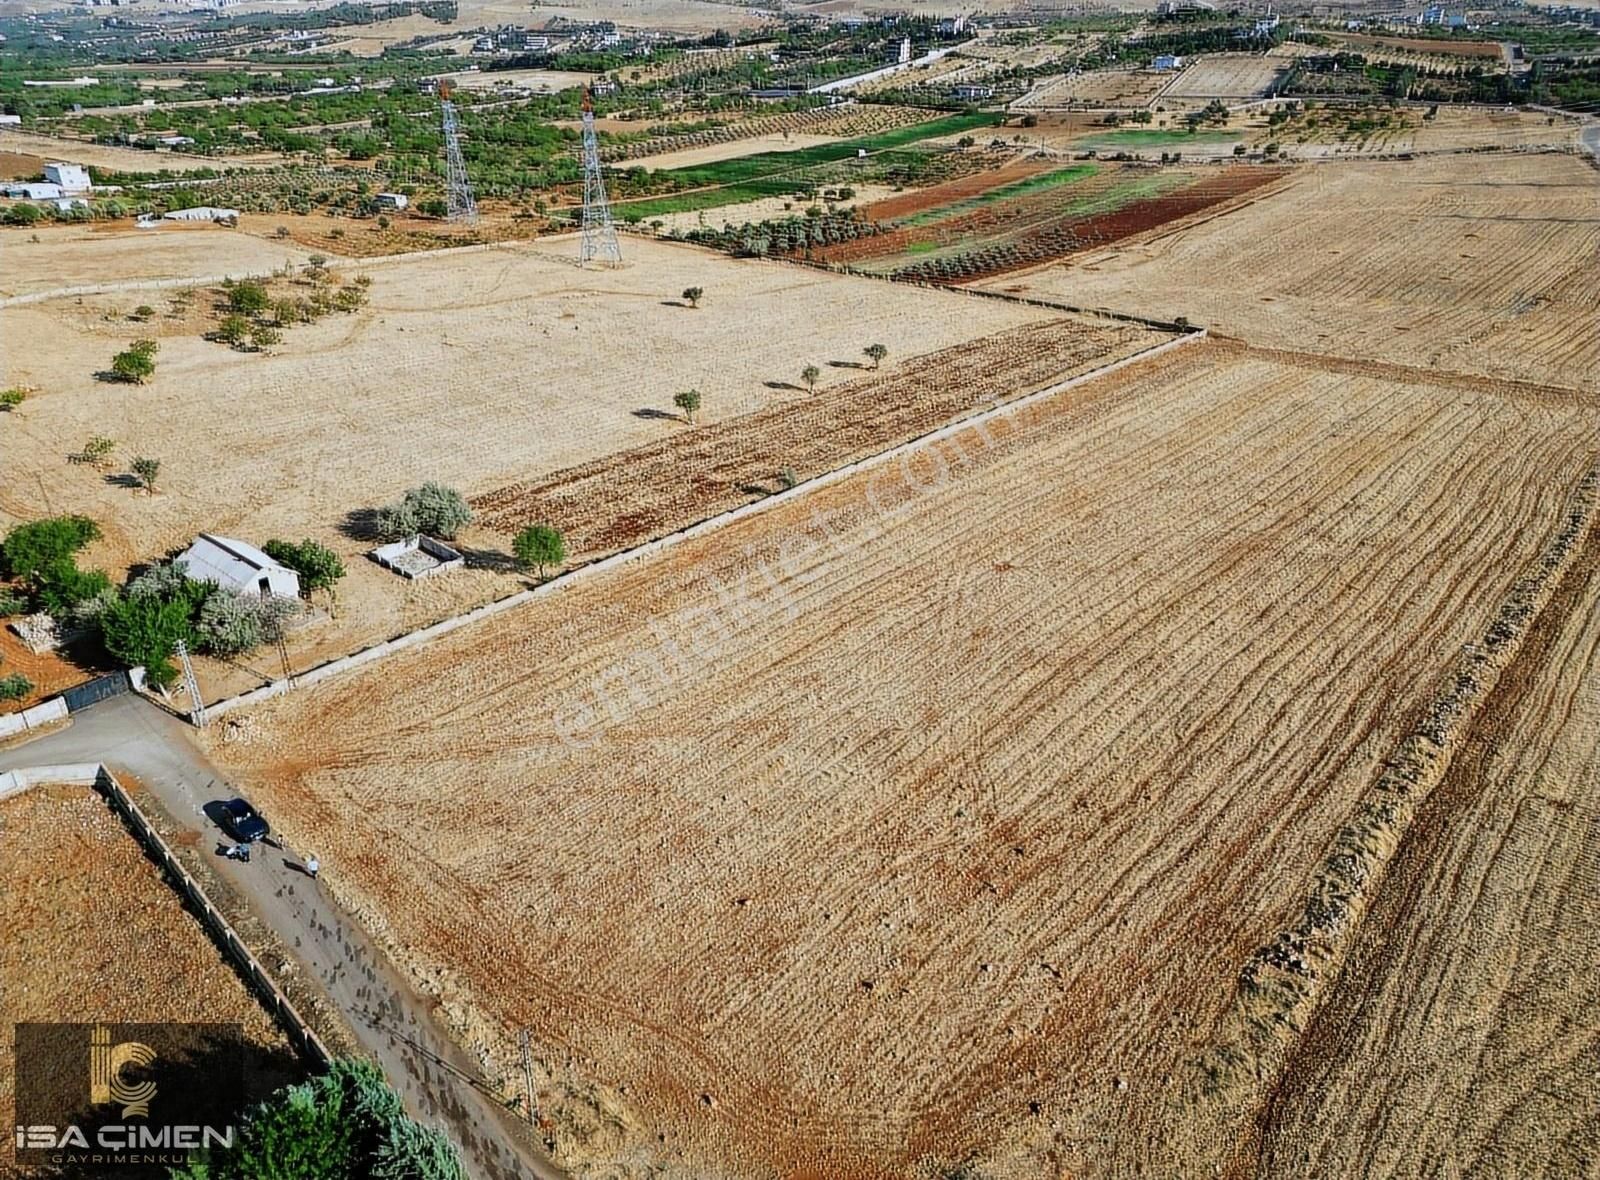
top-left (439, 83), bottom-right (477, 224)
top-left (578, 87), bottom-right (621, 266)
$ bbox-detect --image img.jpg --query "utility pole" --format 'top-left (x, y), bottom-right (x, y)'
top-left (176, 639), bottom-right (205, 729)
top-left (519, 1030), bottom-right (537, 1122)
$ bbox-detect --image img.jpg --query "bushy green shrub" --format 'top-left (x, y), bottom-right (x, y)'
top-left (262, 539), bottom-right (345, 596)
top-left (0, 674), bottom-right (32, 702)
top-left (377, 483), bottom-right (473, 541)
top-left (2, 516), bottom-right (101, 580)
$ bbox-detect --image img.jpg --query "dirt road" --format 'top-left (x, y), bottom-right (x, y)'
top-left (0, 695), bottom-right (563, 1180)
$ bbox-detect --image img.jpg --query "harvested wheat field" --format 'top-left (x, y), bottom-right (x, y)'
top-left (0, 221), bottom-right (318, 299)
top-left (0, 782), bottom-right (296, 1131)
top-left (1245, 473), bottom-right (1600, 1178)
top-left (210, 338), bottom-right (1599, 1180)
top-left (0, 236), bottom-right (1058, 567)
top-left (983, 152), bottom-right (1600, 390)
top-left (1160, 54), bottom-right (1287, 100)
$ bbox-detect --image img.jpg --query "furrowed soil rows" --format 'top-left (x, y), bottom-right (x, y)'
top-left (985, 152), bottom-right (1600, 390)
top-left (212, 341), bottom-right (1598, 1180)
top-left (1161, 54), bottom-right (1288, 99)
top-left (471, 316), bottom-right (1159, 550)
top-left (0, 783), bottom-right (296, 1131)
top-left (1244, 489), bottom-right (1600, 1178)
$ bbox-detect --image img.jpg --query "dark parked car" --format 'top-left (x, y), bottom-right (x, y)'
top-left (216, 797), bottom-right (270, 843)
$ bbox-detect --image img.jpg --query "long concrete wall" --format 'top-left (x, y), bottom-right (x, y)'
top-left (204, 328), bottom-right (1204, 722)
top-left (0, 697), bottom-right (70, 743)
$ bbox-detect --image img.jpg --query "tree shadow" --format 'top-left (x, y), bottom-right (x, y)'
top-left (92, 370), bottom-right (133, 385)
top-left (737, 482), bottom-right (773, 498)
top-left (631, 407), bottom-right (679, 421)
top-left (339, 508), bottom-right (385, 543)
top-left (103, 472), bottom-right (142, 490)
top-left (658, 299), bottom-right (687, 308)
top-left (764, 380), bottom-right (805, 392)
top-left (827, 359), bottom-right (866, 369)
top-left (454, 545), bottom-right (518, 574)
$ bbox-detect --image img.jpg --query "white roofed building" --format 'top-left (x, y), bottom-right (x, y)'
top-left (176, 534), bottom-right (300, 599)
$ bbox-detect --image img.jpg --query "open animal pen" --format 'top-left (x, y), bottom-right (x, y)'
top-left (213, 339), bottom-right (1599, 1180)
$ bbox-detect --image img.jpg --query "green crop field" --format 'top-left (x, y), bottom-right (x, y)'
top-left (897, 163), bottom-right (1100, 227)
top-left (1076, 128), bottom-right (1240, 150)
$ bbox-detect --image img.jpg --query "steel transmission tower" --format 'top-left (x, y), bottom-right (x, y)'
top-left (578, 89), bottom-right (621, 266)
top-left (439, 85), bottom-right (477, 224)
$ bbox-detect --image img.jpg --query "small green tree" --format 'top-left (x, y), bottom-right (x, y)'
top-left (864, 343), bottom-right (888, 370)
top-left (682, 286), bottom-right (704, 308)
top-left (251, 324), bottom-right (282, 352)
top-left (131, 456), bottom-right (161, 493)
top-left (78, 435), bottom-right (116, 467)
top-left (99, 592), bottom-right (193, 687)
top-left (111, 346), bottom-right (156, 384)
top-left (2, 516), bottom-right (101, 580)
top-left (513, 525), bottom-right (566, 580)
top-left (0, 674), bottom-right (32, 702)
top-left (673, 388), bottom-right (702, 424)
top-left (272, 297), bottom-right (299, 326)
top-left (132, 304), bottom-right (156, 321)
top-left (263, 538), bottom-right (345, 598)
top-left (217, 314), bottom-right (251, 347)
top-left (35, 563), bottom-right (112, 618)
top-left (0, 387), bottom-right (26, 411)
top-left (801, 364), bottom-right (820, 394)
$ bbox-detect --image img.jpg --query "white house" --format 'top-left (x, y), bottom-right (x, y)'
top-left (0, 114), bottom-right (20, 126)
top-left (176, 535), bottom-right (300, 599)
top-left (43, 162), bottom-right (91, 192)
top-left (375, 191), bottom-right (408, 210)
top-left (1153, 54), bottom-right (1185, 70)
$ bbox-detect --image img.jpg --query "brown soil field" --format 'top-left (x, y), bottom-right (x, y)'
top-left (0, 237), bottom-right (1067, 702)
top-left (472, 316), bottom-right (1159, 550)
top-left (0, 128), bottom-right (269, 174)
top-left (0, 149), bottom-right (45, 179)
top-left (209, 338), bottom-right (1599, 1180)
top-left (0, 221), bottom-right (318, 299)
top-left (0, 626), bottom-right (109, 715)
top-left (1013, 68), bottom-right (1168, 109)
top-left (857, 155), bottom-right (1054, 221)
top-left (982, 152), bottom-right (1600, 390)
top-left (1330, 31), bottom-right (1505, 59)
top-left (0, 783), bottom-right (295, 1138)
top-left (1243, 478), bottom-right (1600, 1178)
top-left (627, 133), bottom-right (845, 173)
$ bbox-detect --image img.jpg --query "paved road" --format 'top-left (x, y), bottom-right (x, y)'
top-left (0, 695), bottom-right (564, 1180)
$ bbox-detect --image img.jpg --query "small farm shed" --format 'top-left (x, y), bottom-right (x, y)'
top-left (177, 534), bottom-right (300, 599)
top-left (375, 192), bottom-right (408, 210)
top-left (43, 162), bottom-right (91, 192)
top-left (163, 206), bottom-right (239, 223)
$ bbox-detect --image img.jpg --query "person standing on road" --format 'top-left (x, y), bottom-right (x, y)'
top-left (305, 854), bottom-right (319, 880)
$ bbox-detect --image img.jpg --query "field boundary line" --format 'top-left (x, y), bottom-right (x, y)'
top-left (2, 761), bottom-right (333, 1067)
top-left (197, 328), bottom-right (1205, 723)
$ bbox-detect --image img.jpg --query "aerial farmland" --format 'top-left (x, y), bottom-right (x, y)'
top-left (0, 2), bottom-right (1597, 1179)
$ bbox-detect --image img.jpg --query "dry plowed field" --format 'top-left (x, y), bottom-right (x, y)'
top-left (213, 339), bottom-right (1599, 1180)
top-left (1013, 69), bottom-right (1168, 109)
top-left (1245, 484), bottom-right (1600, 1178)
top-left (983, 152), bottom-right (1600, 390)
top-left (0, 783), bottom-right (295, 1134)
top-left (0, 237), bottom-right (1054, 568)
top-left (1160, 54), bottom-right (1287, 100)
top-left (472, 316), bottom-right (1158, 552)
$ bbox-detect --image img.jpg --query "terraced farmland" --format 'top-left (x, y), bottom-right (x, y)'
top-left (212, 339), bottom-right (1600, 1180)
